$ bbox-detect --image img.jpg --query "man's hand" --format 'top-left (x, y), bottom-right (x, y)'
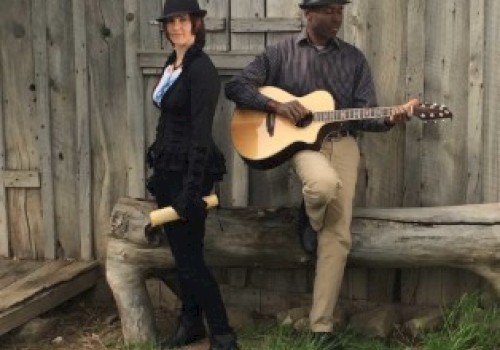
top-left (385, 98), bottom-right (420, 125)
top-left (267, 100), bottom-right (311, 125)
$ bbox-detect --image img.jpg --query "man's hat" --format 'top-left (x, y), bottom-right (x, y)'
top-left (157, 0), bottom-right (207, 22)
top-left (299, 0), bottom-right (351, 9)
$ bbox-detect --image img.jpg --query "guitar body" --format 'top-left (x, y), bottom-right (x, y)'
top-left (231, 87), bottom-right (452, 170)
top-left (231, 87), bottom-right (337, 169)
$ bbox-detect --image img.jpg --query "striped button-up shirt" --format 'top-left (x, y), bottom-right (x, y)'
top-left (225, 30), bottom-right (391, 133)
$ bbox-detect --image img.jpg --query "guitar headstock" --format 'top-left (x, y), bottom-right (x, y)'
top-left (412, 103), bottom-right (453, 121)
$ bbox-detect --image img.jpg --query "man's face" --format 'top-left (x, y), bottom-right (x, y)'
top-left (305, 5), bottom-right (344, 41)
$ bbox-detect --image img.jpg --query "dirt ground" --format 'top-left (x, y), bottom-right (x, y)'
top-left (0, 294), bottom-right (211, 350)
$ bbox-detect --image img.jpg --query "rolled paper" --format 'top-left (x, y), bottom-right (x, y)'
top-left (149, 194), bottom-right (219, 227)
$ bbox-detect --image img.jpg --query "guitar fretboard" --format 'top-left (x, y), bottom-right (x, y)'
top-left (314, 107), bottom-right (395, 122)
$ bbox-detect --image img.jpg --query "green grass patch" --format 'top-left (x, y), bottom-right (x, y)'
top-left (421, 293), bottom-right (499, 350)
top-left (237, 293), bottom-right (499, 350)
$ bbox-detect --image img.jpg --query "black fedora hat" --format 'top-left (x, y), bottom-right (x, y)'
top-left (157, 0), bottom-right (207, 22)
top-left (299, 0), bottom-right (350, 9)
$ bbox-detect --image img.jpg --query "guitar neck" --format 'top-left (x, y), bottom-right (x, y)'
top-left (314, 107), bottom-right (397, 123)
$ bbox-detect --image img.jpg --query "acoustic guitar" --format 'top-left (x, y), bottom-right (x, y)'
top-left (231, 86), bottom-right (452, 170)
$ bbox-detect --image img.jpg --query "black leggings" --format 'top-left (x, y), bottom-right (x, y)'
top-left (154, 171), bottom-right (230, 336)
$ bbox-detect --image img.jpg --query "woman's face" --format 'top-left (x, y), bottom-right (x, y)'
top-left (164, 13), bottom-right (196, 48)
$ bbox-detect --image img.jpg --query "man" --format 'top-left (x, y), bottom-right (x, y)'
top-left (225, 0), bottom-right (413, 342)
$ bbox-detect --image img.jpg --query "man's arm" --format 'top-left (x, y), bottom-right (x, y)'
top-left (225, 47), bottom-right (311, 125)
top-left (225, 50), bottom-right (275, 111)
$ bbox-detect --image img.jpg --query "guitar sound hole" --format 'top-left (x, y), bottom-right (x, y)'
top-left (296, 113), bottom-right (313, 128)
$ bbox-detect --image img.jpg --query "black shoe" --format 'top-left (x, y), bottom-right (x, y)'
top-left (159, 318), bottom-right (206, 349)
top-left (209, 332), bottom-right (239, 350)
top-left (311, 332), bottom-right (344, 350)
top-left (297, 201), bottom-right (318, 255)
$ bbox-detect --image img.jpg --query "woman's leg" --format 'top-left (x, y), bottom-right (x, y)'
top-left (156, 172), bottom-right (231, 336)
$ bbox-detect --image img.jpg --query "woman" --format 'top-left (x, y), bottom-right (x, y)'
top-left (146, 1), bottom-right (238, 349)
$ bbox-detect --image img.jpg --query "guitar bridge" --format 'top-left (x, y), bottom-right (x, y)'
top-left (266, 113), bottom-right (275, 137)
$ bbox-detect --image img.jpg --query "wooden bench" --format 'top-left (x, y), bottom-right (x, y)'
top-left (106, 198), bottom-right (500, 343)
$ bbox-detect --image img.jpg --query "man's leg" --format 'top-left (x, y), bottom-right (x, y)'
top-left (293, 137), bottom-right (360, 332)
top-left (292, 149), bottom-right (342, 233)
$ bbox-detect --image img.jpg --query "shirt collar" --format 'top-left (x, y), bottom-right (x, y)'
top-left (295, 29), bottom-right (340, 50)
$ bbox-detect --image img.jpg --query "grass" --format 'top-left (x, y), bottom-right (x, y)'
top-left (1, 294), bottom-right (497, 350)
top-left (237, 293), bottom-right (499, 350)
top-left (238, 324), bottom-right (402, 350)
top-left (421, 293), bottom-right (499, 350)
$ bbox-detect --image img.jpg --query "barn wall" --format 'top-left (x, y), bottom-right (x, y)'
top-left (0, 0), bottom-right (497, 306)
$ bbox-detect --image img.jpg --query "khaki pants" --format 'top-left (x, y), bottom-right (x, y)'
top-left (292, 136), bottom-right (360, 332)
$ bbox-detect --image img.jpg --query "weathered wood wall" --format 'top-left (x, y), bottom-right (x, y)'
top-left (0, 0), bottom-right (499, 306)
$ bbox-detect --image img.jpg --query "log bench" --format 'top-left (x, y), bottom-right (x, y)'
top-left (105, 198), bottom-right (500, 343)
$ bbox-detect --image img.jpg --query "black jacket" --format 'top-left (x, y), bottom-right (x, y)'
top-left (147, 41), bottom-right (226, 219)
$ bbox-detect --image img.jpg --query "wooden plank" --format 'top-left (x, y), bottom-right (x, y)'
top-left (483, 1), bottom-right (500, 202)
top-left (0, 266), bottom-right (100, 336)
top-left (140, 0), bottom-right (163, 50)
top-left (346, 268), bottom-right (368, 301)
top-left (211, 79), bottom-right (235, 207)
top-left (354, 202), bottom-right (500, 223)
top-left (32, 0), bottom-right (56, 259)
top-left (199, 1), bottom-right (229, 51)
top-left (125, 0), bottom-right (145, 198)
top-left (230, 0), bottom-right (266, 207)
top-left (0, 260), bottom-right (42, 289)
top-left (204, 18), bottom-right (226, 32)
top-left (421, 1), bottom-right (469, 206)
top-left (0, 260), bottom-right (98, 311)
top-left (0, 56), bottom-right (8, 257)
top-left (86, 0), bottom-right (129, 259)
top-left (359, 0), bottom-right (407, 207)
top-left (46, 1), bottom-right (79, 259)
top-left (483, 0), bottom-right (500, 202)
top-left (403, 0), bottom-right (425, 207)
top-left (2, 0), bottom-right (43, 259)
top-left (138, 50), bottom-right (256, 72)
top-left (149, 17), bottom-right (226, 32)
top-left (231, 18), bottom-right (302, 33)
top-left (466, 0), bottom-right (485, 204)
top-left (73, 0), bottom-right (92, 260)
top-left (401, 0), bottom-right (426, 303)
top-left (2, 171), bottom-right (40, 188)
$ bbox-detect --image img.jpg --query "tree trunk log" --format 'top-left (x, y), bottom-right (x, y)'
top-left (106, 198), bottom-right (500, 343)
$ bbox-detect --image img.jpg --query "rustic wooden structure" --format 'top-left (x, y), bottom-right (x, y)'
top-left (0, 0), bottom-right (499, 310)
top-left (106, 198), bottom-right (500, 342)
top-left (0, 260), bottom-right (100, 336)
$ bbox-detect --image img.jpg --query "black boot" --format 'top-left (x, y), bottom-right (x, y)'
top-left (209, 332), bottom-right (239, 350)
top-left (159, 315), bottom-right (206, 349)
top-left (297, 201), bottom-right (318, 255)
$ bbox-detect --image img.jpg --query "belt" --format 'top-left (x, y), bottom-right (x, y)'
top-left (324, 129), bottom-right (355, 142)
